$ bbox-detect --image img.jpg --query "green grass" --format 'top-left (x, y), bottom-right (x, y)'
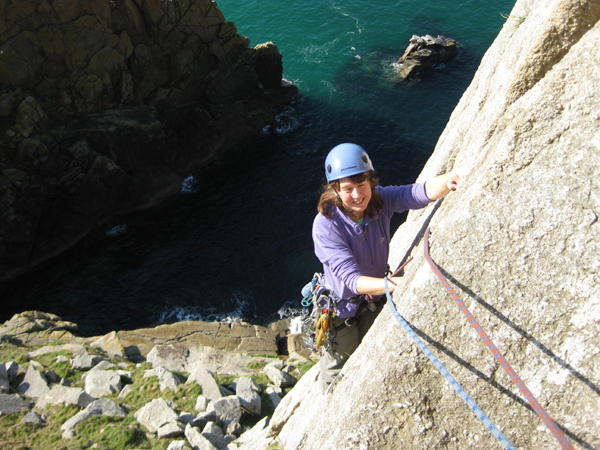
top-left (0, 343), bottom-right (32, 365)
top-left (250, 372), bottom-right (270, 387)
top-left (268, 439), bottom-right (285, 449)
top-left (294, 361), bottom-right (316, 379)
top-left (120, 365), bottom-right (202, 414)
top-left (73, 415), bottom-right (158, 449)
top-left (0, 353), bottom-right (197, 449)
top-left (0, 338), bottom-right (307, 449)
top-left (32, 351), bottom-right (82, 383)
top-left (501, 13), bottom-right (527, 27)
top-left (246, 359), bottom-right (268, 370)
top-left (214, 373), bottom-right (237, 388)
top-left (0, 404), bottom-right (81, 450)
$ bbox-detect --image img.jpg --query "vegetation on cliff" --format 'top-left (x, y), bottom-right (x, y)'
top-left (0, 311), bottom-right (316, 449)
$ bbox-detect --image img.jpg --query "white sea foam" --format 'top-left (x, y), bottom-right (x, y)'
top-left (289, 316), bottom-right (304, 334)
top-left (274, 107), bottom-right (300, 134)
top-left (180, 175), bottom-right (197, 194)
top-left (158, 305), bottom-right (204, 323)
top-left (277, 302), bottom-right (306, 319)
top-left (380, 61), bottom-right (405, 83)
top-left (277, 301), bottom-right (308, 334)
top-left (105, 224), bottom-right (128, 236)
top-left (157, 291), bottom-right (254, 324)
top-left (260, 106), bottom-right (300, 135)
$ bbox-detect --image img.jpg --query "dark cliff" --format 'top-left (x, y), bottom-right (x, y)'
top-left (0, 0), bottom-right (297, 280)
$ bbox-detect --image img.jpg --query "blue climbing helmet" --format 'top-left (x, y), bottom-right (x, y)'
top-left (324, 143), bottom-right (374, 183)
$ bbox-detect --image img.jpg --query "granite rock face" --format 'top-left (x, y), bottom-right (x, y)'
top-left (0, 0), bottom-right (297, 280)
top-left (241, 0), bottom-right (600, 449)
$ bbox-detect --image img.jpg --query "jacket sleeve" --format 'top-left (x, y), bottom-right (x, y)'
top-left (383, 182), bottom-right (432, 214)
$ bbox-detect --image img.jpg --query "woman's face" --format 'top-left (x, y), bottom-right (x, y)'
top-left (337, 174), bottom-right (372, 219)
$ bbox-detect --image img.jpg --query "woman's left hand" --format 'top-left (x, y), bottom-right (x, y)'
top-left (425, 171), bottom-right (462, 200)
top-left (446, 171), bottom-right (461, 191)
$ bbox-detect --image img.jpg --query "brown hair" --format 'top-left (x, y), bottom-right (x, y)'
top-left (317, 171), bottom-right (383, 219)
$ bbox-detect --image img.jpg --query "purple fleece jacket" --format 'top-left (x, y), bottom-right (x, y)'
top-left (312, 182), bottom-right (432, 302)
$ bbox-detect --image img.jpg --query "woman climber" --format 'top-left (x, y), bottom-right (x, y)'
top-left (312, 142), bottom-right (460, 392)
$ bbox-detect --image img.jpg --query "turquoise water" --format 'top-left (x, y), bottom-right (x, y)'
top-left (219, 0), bottom-right (514, 151)
top-left (219, 0), bottom-right (509, 97)
top-left (1, 0), bottom-right (516, 335)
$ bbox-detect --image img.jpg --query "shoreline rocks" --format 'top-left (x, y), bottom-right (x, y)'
top-left (0, 309), bottom-right (317, 448)
top-left (396, 34), bottom-right (458, 79)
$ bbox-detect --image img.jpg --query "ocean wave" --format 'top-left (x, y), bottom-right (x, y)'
top-left (157, 291), bottom-right (255, 324)
top-left (261, 106), bottom-right (300, 135)
top-left (381, 61), bottom-right (405, 83)
top-left (277, 302), bottom-right (309, 335)
top-left (180, 175), bottom-right (197, 194)
top-left (277, 303), bottom-right (306, 319)
top-left (275, 107), bottom-right (300, 134)
top-left (298, 29), bottom-right (356, 64)
top-left (105, 224), bottom-right (128, 236)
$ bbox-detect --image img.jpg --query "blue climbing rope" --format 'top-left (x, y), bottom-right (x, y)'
top-left (384, 277), bottom-right (516, 450)
top-left (423, 227), bottom-right (574, 450)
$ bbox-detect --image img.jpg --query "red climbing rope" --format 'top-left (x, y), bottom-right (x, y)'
top-left (424, 227), bottom-right (574, 450)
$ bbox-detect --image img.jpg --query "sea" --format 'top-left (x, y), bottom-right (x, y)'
top-left (1, 0), bottom-right (516, 336)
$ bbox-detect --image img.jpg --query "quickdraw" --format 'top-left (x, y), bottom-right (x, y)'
top-left (423, 227), bottom-right (574, 450)
top-left (314, 307), bottom-right (334, 349)
top-left (300, 273), bottom-right (338, 352)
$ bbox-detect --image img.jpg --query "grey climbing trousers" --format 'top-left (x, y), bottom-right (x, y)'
top-left (319, 303), bottom-right (383, 393)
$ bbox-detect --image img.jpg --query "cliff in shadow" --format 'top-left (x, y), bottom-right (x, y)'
top-left (243, 0), bottom-right (600, 448)
top-left (0, 0), bottom-right (297, 281)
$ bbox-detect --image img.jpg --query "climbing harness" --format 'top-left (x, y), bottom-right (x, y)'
top-left (300, 271), bottom-right (379, 351)
top-left (384, 278), bottom-right (516, 450)
top-left (300, 257), bottom-right (415, 352)
top-left (423, 227), bottom-right (574, 450)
